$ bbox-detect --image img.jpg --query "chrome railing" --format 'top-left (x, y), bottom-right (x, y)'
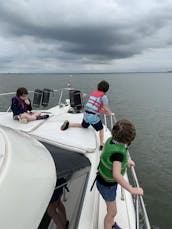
top-left (52, 88), bottom-right (73, 106)
top-left (0, 88), bottom-right (83, 112)
top-left (130, 165), bottom-right (151, 229)
top-left (103, 113), bottom-right (151, 229)
top-left (0, 91), bottom-right (34, 112)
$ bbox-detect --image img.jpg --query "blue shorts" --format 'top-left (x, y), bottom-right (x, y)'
top-left (82, 119), bottom-right (103, 131)
top-left (96, 180), bottom-right (118, 202)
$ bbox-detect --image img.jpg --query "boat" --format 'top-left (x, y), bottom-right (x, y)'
top-left (0, 87), bottom-right (151, 229)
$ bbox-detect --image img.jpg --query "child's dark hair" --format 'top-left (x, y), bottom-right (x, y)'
top-left (97, 80), bottom-right (109, 93)
top-left (16, 87), bottom-right (28, 97)
top-left (111, 119), bottom-right (136, 144)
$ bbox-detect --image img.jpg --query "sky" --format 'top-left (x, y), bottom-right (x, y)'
top-left (0, 0), bottom-right (172, 73)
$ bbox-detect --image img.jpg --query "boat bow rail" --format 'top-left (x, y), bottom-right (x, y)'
top-left (0, 87), bottom-right (86, 112)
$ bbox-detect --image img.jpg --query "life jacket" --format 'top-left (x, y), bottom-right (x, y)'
top-left (85, 90), bottom-right (105, 113)
top-left (98, 137), bottom-right (128, 183)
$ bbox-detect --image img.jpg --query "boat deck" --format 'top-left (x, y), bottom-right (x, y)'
top-left (0, 108), bottom-right (136, 229)
top-left (31, 112), bottom-right (97, 153)
top-left (0, 110), bottom-right (97, 154)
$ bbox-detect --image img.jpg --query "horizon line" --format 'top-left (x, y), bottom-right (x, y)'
top-left (0, 71), bottom-right (170, 74)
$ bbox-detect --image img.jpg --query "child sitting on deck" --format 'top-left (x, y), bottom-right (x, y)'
top-left (96, 119), bottom-right (143, 229)
top-left (11, 87), bottom-right (49, 122)
top-left (61, 80), bottom-right (113, 151)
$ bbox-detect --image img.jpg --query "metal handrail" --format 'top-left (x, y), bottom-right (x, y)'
top-left (0, 87), bottom-right (87, 115)
top-left (103, 113), bottom-right (151, 229)
top-left (0, 91), bottom-right (34, 96)
top-left (0, 88), bottom-right (72, 112)
top-left (0, 91), bottom-right (34, 112)
top-left (52, 88), bottom-right (73, 106)
top-left (130, 166), bottom-right (151, 229)
top-left (0, 88), bottom-right (73, 99)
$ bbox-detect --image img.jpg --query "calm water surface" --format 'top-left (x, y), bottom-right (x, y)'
top-left (0, 72), bottom-right (172, 229)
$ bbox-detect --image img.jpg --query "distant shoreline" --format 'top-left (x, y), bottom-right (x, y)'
top-left (0, 71), bottom-right (171, 74)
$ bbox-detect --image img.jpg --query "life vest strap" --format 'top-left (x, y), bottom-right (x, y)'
top-left (85, 110), bottom-right (96, 115)
top-left (90, 172), bottom-right (99, 191)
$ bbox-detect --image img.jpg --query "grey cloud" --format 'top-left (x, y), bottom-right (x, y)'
top-left (1, 1), bottom-right (172, 72)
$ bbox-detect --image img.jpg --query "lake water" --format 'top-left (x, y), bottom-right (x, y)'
top-left (0, 72), bottom-right (172, 229)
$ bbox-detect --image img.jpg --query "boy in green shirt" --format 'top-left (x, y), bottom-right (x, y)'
top-left (96, 119), bottom-right (143, 229)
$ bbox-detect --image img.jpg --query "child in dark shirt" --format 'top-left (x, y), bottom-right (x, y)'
top-left (11, 87), bottom-right (49, 121)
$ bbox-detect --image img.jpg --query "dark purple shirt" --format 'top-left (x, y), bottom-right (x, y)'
top-left (11, 96), bottom-right (32, 116)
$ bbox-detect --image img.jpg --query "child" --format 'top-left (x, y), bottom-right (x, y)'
top-left (11, 87), bottom-right (49, 121)
top-left (96, 119), bottom-right (143, 229)
top-left (61, 80), bottom-right (113, 150)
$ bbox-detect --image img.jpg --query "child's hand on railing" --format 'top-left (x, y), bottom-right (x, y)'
top-left (131, 187), bottom-right (144, 195)
top-left (128, 159), bottom-right (135, 168)
top-left (104, 111), bottom-right (115, 115)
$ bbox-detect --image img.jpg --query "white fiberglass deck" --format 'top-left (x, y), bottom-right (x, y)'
top-left (0, 111), bottom-right (97, 153)
top-left (98, 176), bottom-right (136, 229)
top-left (31, 112), bottom-right (98, 153)
top-left (0, 112), bottom-right (47, 133)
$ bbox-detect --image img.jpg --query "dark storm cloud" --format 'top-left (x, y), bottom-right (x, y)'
top-left (0, 6), bottom-right (137, 60)
top-left (0, 0), bottom-right (172, 72)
